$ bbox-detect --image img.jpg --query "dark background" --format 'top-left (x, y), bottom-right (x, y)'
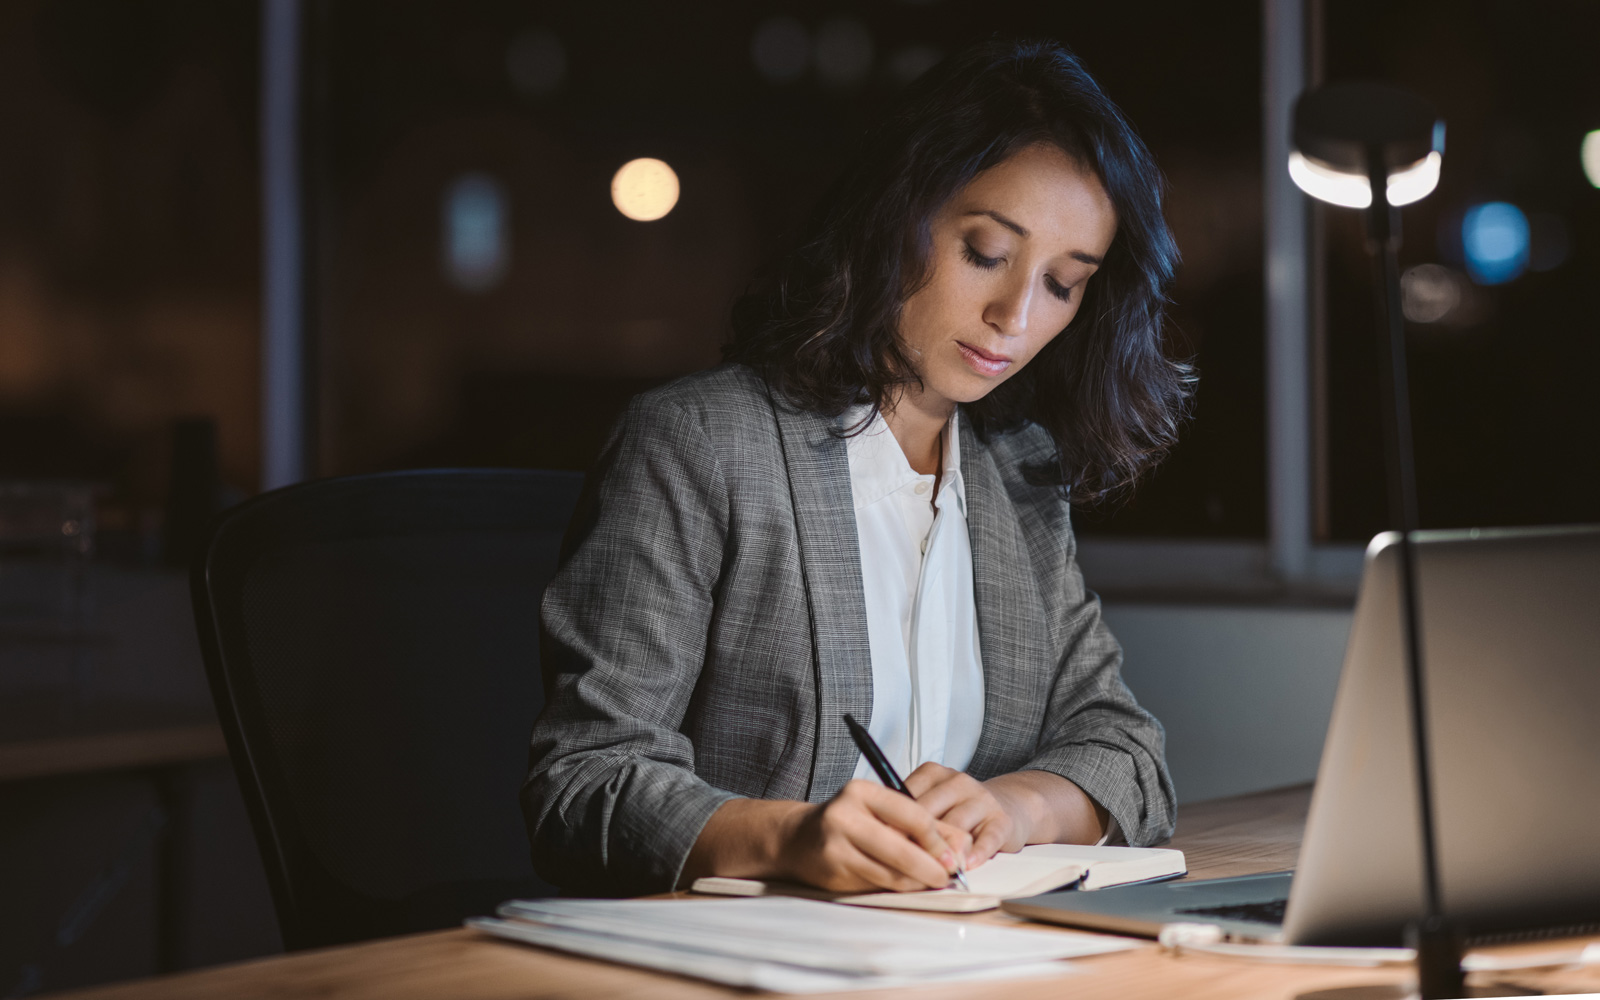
top-left (2, 0), bottom-right (1599, 993)
top-left (1321, 0), bottom-right (1600, 537)
top-left (3, 0), bottom-right (1274, 545)
top-left (5, 1), bottom-right (1594, 552)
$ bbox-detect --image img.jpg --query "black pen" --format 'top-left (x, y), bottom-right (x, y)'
top-left (842, 713), bottom-right (972, 892)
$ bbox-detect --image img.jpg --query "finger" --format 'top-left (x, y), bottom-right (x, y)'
top-left (909, 774), bottom-right (981, 821)
top-left (968, 817), bottom-right (1010, 867)
top-left (936, 820), bottom-right (973, 869)
top-left (837, 784), bottom-right (959, 885)
top-left (849, 817), bottom-right (957, 889)
top-left (941, 798), bottom-right (998, 836)
top-left (904, 761), bottom-right (956, 798)
top-left (861, 787), bottom-right (955, 865)
top-left (836, 844), bottom-right (928, 893)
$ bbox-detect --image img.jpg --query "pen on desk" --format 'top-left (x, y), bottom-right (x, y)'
top-left (842, 713), bottom-right (972, 892)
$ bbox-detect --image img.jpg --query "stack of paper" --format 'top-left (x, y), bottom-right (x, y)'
top-left (471, 896), bottom-right (1139, 993)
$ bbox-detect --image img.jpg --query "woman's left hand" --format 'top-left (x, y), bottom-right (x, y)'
top-left (903, 763), bottom-right (1030, 867)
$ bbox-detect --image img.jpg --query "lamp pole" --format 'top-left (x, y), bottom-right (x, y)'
top-left (1363, 156), bottom-right (1463, 1000)
top-left (1291, 80), bottom-right (1455, 999)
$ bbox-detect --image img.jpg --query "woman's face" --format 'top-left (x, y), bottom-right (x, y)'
top-left (897, 143), bottom-right (1118, 410)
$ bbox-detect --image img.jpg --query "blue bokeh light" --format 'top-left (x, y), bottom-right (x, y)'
top-left (443, 172), bottom-right (509, 292)
top-left (1461, 202), bottom-right (1530, 285)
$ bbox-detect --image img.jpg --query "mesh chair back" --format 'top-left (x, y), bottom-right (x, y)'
top-left (191, 469), bottom-right (582, 949)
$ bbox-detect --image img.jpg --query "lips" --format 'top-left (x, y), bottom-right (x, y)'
top-left (956, 341), bottom-right (1014, 377)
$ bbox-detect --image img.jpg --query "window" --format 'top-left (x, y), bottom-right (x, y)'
top-left (309, 0), bottom-right (1269, 559)
top-left (1321, 0), bottom-right (1600, 540)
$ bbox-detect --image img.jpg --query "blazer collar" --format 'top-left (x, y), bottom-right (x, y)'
top-left (958, 417), bottom-right (1055, 780)
top-left (769, 393), bottom-right (874, 802)
top-left (768, 391), bottom-right (1054, 795)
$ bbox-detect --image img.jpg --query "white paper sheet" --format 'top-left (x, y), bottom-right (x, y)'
top-left (471, 916), bottom-right (1083, 993)
top-left (486, 896), bottom-right (1137, 983)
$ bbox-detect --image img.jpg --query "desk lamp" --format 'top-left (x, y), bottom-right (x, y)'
top-left (1289, 83), bottom-right (1456, 999)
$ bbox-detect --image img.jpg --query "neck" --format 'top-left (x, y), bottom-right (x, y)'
top-left (881, 387), bottom-right (954, 476)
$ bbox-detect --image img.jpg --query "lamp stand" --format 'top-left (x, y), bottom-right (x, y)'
top-left (1364, 157), bottom-right (1464, 1000)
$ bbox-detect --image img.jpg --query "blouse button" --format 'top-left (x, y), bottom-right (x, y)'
top-left (913, 481), bottom-right (931, 496)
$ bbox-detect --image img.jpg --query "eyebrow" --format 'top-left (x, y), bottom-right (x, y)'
top-left (963, 209), bottom-right (1104, 267)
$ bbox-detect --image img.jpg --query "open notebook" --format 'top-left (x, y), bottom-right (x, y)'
top-left (692, 844), bottom-right (1186, 913)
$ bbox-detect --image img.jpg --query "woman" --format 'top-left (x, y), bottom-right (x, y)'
top-left (523, 38), bottom-right (1191, 897)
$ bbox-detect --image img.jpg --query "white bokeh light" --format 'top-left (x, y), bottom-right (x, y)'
top-left (1582, 131), bottom-right (1600, 188)
top-left (506, 29), bottom-right (566, 96)
top-left (1400, 264), bottom-right (1463, 324)
top-left (751, 16), bottom-right (809, 83)
top-left (611, 158), bottom-right (680, 222)
top-left (887, 44), bottom-right (942, 85)
top-left (813, 17), bottom-right (873, 87)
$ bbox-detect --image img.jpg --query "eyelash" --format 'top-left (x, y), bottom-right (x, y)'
top-left (961, 243), bottom-right (1002, 270)
top-left (961, 243), bottom-right (1074, 304)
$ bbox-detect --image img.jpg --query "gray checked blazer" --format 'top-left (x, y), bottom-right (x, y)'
top-left (522, 364), bottom-right (1175, 895)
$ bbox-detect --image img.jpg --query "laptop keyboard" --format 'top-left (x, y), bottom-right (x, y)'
top-left (1174, 898), bottom-right (1288, 924)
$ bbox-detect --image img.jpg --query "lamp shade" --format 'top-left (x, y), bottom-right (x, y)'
top-left (1290, 82), bottom-right (1445, 209)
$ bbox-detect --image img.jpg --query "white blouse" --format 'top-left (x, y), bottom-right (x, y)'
top-left (841, 407), bottom-right (1118, 846)
top-left (845, 407), bottom-right (986, 781)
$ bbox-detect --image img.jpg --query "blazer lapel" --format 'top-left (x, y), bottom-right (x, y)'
top-left (769, 396), bottom-right (873, 802)
top-left (959, 419), bottom-right (1054, 779)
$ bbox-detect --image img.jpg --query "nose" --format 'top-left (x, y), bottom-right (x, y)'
top-left (982, 272), bottom-right (1033, 338)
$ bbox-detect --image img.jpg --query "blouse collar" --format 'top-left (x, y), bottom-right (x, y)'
top-left (842, 405), bottom-right (966, 515)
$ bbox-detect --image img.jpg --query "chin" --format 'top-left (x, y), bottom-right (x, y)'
top-left (932, 369), bottom-right (1007, 406)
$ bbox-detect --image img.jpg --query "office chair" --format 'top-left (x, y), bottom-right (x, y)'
top-left (191, 468), bottom-right (584, 950)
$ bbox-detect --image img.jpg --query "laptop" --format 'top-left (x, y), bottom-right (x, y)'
top-left (1005, 525), bottom-right (1600, 945)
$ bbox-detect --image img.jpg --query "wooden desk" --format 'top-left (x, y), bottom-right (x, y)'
top-left (49, 784), bottom-right (1600, 1000)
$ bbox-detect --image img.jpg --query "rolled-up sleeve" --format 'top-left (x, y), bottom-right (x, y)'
top-left (522, 394), bottom-right (737, 895)
top-left (1020, 542), bottom-right (1176, 847)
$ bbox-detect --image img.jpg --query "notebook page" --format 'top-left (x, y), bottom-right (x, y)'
top-left (831, 852), bottom-right (1084, 910)
top-left (962, 852), bottom-right (1088, 897)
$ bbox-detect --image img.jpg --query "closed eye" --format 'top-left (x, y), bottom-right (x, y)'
top-left (1045, 274), bottom-right (1073, 303)
top-left (961, 243), bottom-right (1002, 270)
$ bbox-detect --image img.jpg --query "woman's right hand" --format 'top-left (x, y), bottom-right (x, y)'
top-left (776, 779), bottom-right (972, 892)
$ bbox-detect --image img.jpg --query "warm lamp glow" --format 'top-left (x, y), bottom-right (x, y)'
top-left (1288, 150), bottom-right (1441, 209)
top-left (1386, 152), bottom-right (1441, 206)
top-left (1288, 151), bottom-right (1371, 208)
top-left (611, 158), bottom-right (680, 221)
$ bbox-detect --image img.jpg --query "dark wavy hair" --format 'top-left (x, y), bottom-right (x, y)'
top-left (725, 38), bottom-right (1193, 505)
